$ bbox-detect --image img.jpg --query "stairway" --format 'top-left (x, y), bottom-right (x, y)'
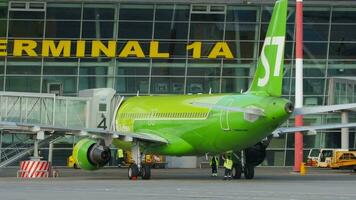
top-left (0, 134), bottom-right (63, 168)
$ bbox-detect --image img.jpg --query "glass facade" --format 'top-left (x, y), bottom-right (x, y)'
top-left (1, 1), bottom-right (356, 166)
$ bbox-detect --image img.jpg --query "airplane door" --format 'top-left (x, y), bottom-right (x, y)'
top-left (220, 99), bottom-right (233, 131)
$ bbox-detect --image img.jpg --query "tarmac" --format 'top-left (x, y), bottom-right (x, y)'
top-left (0, 167), bottom-right (355, 200)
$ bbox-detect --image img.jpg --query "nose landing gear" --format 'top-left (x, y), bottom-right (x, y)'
top-left (128, 163), bottom-right (152, 180)
top-left (128, 141), bottom-right (152, 180)
top-left (128, 164), bottom-right (139, 180)
top-left (141, 164), bottom-right (151, 180)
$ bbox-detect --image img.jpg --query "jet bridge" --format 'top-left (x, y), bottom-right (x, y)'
top-left (0, 91), bottom-right (90, 128)
top-left (0, 88), bottom-right (118, 168)
top-left (328, 77), bottom-right (356, 150)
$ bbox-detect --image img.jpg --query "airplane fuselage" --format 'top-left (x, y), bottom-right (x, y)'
top-left (114, 93), bottom-right (292, 156)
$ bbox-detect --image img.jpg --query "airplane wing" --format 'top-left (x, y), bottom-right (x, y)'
top-left (192, 102), bottom-right (356, 116)
top-left (293, 103), bottom-right (356, 115)
top-left (190, 102), bottom-right (265, 116)
top-left (0, 121), bottom-right (168, 144)
top-left (273, 123), bottom-right (356, 136)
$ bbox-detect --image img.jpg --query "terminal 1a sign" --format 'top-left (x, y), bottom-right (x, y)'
top-left (0, 40), bottom-right (234, 59)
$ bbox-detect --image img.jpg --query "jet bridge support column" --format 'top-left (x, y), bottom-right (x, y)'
top-left (341, 111), bottom-right (349, 150)
top-left (0, 131), bottom-right (3, 162)
top-left (48, 142), bottom-right (53, 164)
top-left (33, 139), bottom-right (39, 159)
top-left (32, 131), bottom-right (44, 161)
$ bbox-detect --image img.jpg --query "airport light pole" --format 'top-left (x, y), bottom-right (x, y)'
top-left (294, 0), bottom-right (304, 172)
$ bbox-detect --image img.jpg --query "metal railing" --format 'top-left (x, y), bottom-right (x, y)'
top-left (0, 137), bottom-right (32, 162)
top-left (0, 134), bottom-right (63, 168)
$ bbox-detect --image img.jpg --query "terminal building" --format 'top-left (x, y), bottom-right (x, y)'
top-left (0, 0), bottom-right (356, 167)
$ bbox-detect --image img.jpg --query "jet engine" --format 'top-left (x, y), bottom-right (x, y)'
top-left (73, 138), bottom-right (111, 170)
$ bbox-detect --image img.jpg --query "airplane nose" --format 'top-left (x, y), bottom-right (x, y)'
top-left (284, 101), bottom-right (294, 114)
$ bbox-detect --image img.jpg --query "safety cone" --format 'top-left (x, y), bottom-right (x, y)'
top-left (300, 162), bottom-right (307, 176)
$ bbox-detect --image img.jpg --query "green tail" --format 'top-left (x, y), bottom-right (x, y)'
top-left (248, 0), bottom-right (287, 97)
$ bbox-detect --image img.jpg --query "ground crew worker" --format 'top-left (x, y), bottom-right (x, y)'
top-left (117, 148), bottom-right (124, 168)
top-left (223, 153), bottom-right (233, 180)
top-left (210, 156), bottom-right (219, 177)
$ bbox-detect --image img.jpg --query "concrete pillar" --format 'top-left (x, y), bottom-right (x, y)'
top-left (48, 142), bottom-right (53, 163)
top-left (0, 131), bottom-right (3, 162)
top-left (32, 131), bottom-right (44, 160)
top-left (341, 111), bottom-right (349, 150)
top-left (107, 61), bottom-right (115, 88)
top-left (33, 139), bottom-right (39, 158)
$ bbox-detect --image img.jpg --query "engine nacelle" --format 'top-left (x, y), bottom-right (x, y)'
top-left (245, 142), bottom-right (267, 166)
top-left (73, 138), bottom-right (111, 170)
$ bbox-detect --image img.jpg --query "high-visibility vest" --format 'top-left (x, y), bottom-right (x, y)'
top-left (224, 159), bottom-right (233, 170)
top-left (117, 149), bottom-right (124, 158)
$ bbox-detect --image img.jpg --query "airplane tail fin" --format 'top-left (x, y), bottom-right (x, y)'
top-left (248, 0), bottom-right (287, 97)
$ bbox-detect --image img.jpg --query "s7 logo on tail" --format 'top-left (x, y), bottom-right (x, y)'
top-left (257, 36), bottom-right (285, 87)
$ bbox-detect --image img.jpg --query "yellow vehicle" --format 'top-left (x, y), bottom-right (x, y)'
top-left (146, 154), bottom-right (166, 168)
top-left (67, 155), bottom-right (79, 169)
top-left (307, 148), bottom-right (332, 167)
top-left (125, 151), bottom-right (166, 168)
top-left (67, 151), bottom-right (165, 169)
top-left (329, 151), bottom-right (356, 169)
top-left (316, 149), bottom-right (334, 168)
top-left (311, 149), bottom-right (356, 169)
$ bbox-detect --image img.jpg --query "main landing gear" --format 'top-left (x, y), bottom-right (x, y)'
top-left (232, 151), bottom-right (255, 180)
top-left (128, 141), bottom-right (151, 180)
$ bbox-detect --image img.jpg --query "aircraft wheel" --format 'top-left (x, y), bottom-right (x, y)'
top-left (232, 164), bottom-right (242, 179)
top-left (244, 164), bottom-right (255, 179)
top-left (128, 164), bottom-right (139, 180)
top-left (141, 164), bottom-right (151, 180)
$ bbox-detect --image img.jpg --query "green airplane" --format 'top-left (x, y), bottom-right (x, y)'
top-left (70, 0), bottom-right (356, 180)
top-left (3, 0), bottom-right (356, 179)
top-left (70, 0), bottom-right (290, 179)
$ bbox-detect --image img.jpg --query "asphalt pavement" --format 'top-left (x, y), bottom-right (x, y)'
top-left (0, 167), bottom-right (355, 200)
